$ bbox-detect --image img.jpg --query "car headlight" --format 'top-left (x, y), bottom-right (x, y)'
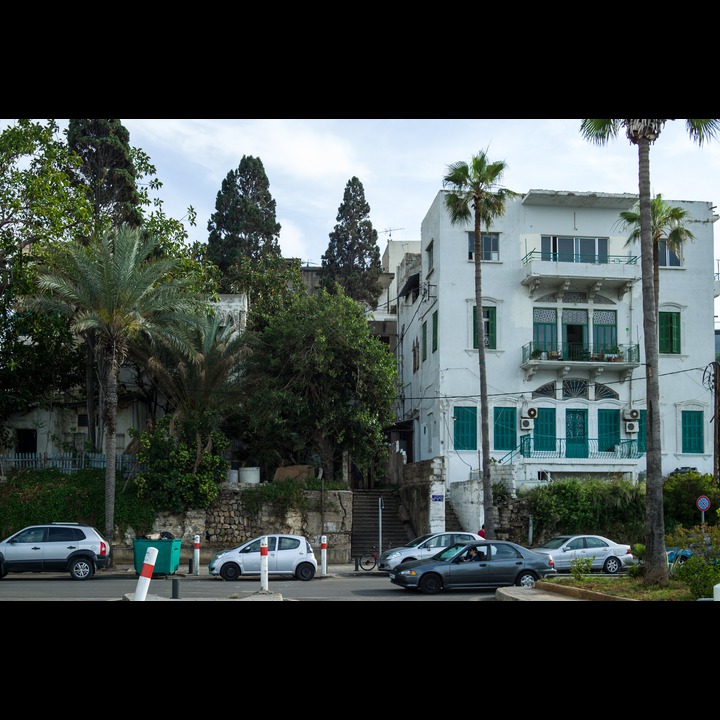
top-left (398, 568), bottom-right (417, 577)
top-left (386, 551), bottom-right (401, 560)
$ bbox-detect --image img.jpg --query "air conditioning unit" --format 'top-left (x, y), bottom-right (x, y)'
top-left (625, 421), bottom-right (639, 433)
top-left (526, 407), bottom-right (538, 419)
top-left (520, 418), bottom-right (534, 430)
top-left (623, 408), bottom-right (640, 421)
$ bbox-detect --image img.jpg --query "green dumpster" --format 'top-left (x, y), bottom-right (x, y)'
top-left (133, 538), bottom-right (182, 575)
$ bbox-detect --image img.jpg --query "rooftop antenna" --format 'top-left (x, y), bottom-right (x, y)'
top-left (379, 227), bottom-right (404, 239)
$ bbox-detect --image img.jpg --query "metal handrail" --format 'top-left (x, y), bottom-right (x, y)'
top-left (521, 250), bottom-right (639, 266)
top-left (498, 438), bottom-right (643, 464)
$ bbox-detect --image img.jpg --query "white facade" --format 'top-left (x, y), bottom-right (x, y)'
top-left (396, 189), bottom-right (719, 490)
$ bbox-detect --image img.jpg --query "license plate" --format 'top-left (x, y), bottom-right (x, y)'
top-left (389, 573), bottom-right (395, 580)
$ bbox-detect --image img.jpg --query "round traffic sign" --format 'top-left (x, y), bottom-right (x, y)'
top-left (697, 495), bottom-right (711, 511)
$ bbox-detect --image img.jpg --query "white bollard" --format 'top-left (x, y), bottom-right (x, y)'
top-left (714, 582), bottom-right (720, 601)
top-left (133, 546), bottom-right (158, 601)
top-left (193, 534), bottom-right (200, 576)
top-left (260, 536), bottom-right (269, 591)
top-left (321, 535), bottom-right (327, 576)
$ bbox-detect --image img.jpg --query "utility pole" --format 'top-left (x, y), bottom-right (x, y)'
top-left (705, 361), bottom-right (720, 485)
top-left (715, 362), bottom-right (720, 486)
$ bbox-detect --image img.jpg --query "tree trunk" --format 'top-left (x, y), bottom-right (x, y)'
top-left (85, 332), bottom-right (97, 451)
top-left (103, 345), bottom-right (118, 559)
top-left (638, 137), bottom-right (668, 586)
top-left (474, 212), bottom-right (495, 539)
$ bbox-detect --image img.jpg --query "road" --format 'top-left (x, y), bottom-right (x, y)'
top-left (0, 567), bottom-right (498, 601)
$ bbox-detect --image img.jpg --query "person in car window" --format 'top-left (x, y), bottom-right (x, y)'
top-left (464, 546), bottom-right (487, 562)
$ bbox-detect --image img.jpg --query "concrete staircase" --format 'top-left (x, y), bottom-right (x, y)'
top-left (351, 489), bottom-right (413, 558)
top-left (445, 500), bottom-right (464, 531)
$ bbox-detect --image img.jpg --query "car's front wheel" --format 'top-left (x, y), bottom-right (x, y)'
top-left (515, 571), bottom-right (537, 588)
top-left (418, 573), bottom-right (443, 594)
top-left (220, 562), bottom-right (241, 581)
top-left (69, 557), bottom-right (94, 580)
top-left (0, 563), bottom-right (6, 579)
top-left (295, 562), bottom-right (315, 581)
top-left (603, 556), bottom-right (622, 574)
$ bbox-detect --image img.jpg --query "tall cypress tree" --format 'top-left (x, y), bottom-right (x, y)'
top-left (207, 155), bottom-right (282, 286)
top-left (67, 119), bottom-right (143, 236)
top-left (321, 176), bottom-right (382, 309)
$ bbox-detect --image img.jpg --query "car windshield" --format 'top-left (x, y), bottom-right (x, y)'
top-left (537, 536), bottom-right (571, 550)
top-left (432, 543), bottom-right (469, 562)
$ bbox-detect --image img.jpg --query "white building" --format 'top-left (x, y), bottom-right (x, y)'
top-left (395, 189), bottom-right (718, 491)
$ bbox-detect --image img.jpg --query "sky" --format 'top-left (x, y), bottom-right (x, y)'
top-left (5, 117), bottom-right (720, 309)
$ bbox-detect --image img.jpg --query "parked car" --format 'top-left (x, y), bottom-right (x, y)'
top-left (667, 545), bottom-right (720, 566)
top-left (388, 540), bottom-right (556, 594)
top-left (377, 531), bottom-right (481, 572)
top-left (0, 522), bottom-right (111, 580)
top-left (532, 534), bottom-right (634, 574)
top-left (208, 534), bottom-right (317, 581)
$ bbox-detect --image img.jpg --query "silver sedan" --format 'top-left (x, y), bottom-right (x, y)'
top-left (532, 534), bottom-right (634, 574)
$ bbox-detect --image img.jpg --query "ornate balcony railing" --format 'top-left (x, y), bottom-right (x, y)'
top-left (499, 438), bottom-right (643, 464)
top-left (522, 341), bottom-right (641, 364)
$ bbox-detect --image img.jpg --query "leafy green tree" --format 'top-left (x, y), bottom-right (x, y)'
top-left (19, 225), bottom-right (208, 546)
top-left (443, 150), bottom-right (519, 540)
top-left (235, 288), bottom-right (398, 482)
top-left (0, 119), bottom-right (92, 440)
top-left (230, 254), bottom-right (305, 332)
top-left (615, 193), bottom-right (695, 315)
top-left (321, 176), bottom-right (382, 309)
top-left (580, 119), bottom-right (720, 587)
top-left (132, 414), bottom-right (226, 513)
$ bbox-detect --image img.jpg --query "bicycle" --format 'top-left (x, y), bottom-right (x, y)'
top-left (359, 546), bottom-right (381, 571)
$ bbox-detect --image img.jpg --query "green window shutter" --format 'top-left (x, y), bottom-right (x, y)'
top-left (421, 321), bottom-right (427, 361)
top-left (473, 306), bottom-right (496, 349)
top-left (671, 312), bottom-right (681, 353)
top-left (659, 311), bottom-right (681, 354)
top-left (493, 407), bottom-right (516, 451)
top-left (432, 310), bottom-right (438, 352)
top-left (598, 409), bottom-right (620, 452)
top-left (681, 410), bottom-right (703, 453)
top-left (473, 306), bottom-right (478, 349)
top-left (454, 407), bottom-right (477, 451)
top-left (638, 410), bottom-right (647, 453)
top-left (534, 407), bottom-right (556, 451)
top-left (485, 307), bottom-right (496, 349)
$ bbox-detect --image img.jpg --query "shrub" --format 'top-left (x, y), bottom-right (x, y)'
top-left (132, 415), bottom-right (227, 513)
top-left (675, 554), bottom-right (720, 599)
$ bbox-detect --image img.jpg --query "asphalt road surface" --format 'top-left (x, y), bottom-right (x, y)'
top-left (0, 567), bottom-right (498, 601)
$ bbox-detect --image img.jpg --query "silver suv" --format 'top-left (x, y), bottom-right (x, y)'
top-left (0, 522), bottom-right (112, 580)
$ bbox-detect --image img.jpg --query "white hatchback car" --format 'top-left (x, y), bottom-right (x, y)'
top-left (377, 531), bottom-right (481, 572)
top-left (208, 534), bottom-right (317, 581)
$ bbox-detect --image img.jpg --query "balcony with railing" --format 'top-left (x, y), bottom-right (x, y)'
top-left (499, 437), bottom-right (644, 464)
top-left (520, 340), bottom-right (641, 380)
top-left (520, 250), bottom-right (641, 299)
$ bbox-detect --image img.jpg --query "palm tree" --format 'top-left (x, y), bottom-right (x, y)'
top-left (132, 312), bottom-right (248, 472)
top-left (20, 225), bottom-right (207, 549)
top-left (580, 119), bottom-right (720, 586)
top-left (443, 150), bottom-right (519, 540)
top-left (616, 194), bottom-right (696, 314)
